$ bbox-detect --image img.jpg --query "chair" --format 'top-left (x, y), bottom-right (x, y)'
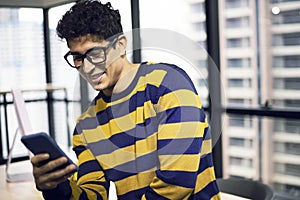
top-left (217, 178), bottom-right (274, 200)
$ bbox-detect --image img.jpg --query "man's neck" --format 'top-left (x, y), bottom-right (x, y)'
top-left (112, 63), bottom-right (140, 94)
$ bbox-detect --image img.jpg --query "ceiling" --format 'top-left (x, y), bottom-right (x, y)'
top-left (0, 0), bottom-right (77, 8)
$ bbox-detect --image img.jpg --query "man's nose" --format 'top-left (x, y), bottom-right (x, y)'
top-left (82, 58), bottom-right (95, 74)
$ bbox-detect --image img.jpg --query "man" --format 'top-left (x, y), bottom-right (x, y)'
top-left (31, 0), bottom-right (221, 199)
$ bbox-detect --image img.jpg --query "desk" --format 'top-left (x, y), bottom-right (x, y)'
top-left (0, 161), bottom-right (43, 200)
top-left (1, 162), bottom-right (251, 200)
top-left (221, 192), bottom-right (251, 200)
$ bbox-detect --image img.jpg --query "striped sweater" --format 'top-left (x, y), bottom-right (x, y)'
top-left (43, 62), bottom-right (220, 200)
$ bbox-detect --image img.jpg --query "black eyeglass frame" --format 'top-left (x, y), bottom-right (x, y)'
top-left (64, 37), bottom-right (119, 69)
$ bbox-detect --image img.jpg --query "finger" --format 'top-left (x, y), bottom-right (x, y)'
top-left (37, 164), bottom-right (76, 185)
top-left (31, 154), bottom-right (49, 166)
top-left (33, 156), bottom-right (67, 179)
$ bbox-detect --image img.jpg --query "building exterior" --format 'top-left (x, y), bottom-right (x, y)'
top-left (217, 0), bottom-right (300, 196)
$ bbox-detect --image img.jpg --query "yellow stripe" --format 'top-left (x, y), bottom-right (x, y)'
top-left (81, 183), bottom-right (108, 199)
top-left (114, 169), bottom-right (156, 195)
top-left (76, 70), bottom-right (166, 121)
top-left (159, 154), bottom-right (200, 172)
top-left (200, 139), bottom-right (212, 157)
top-left (94, 98), bottom-right (108, 113)
top-left (77, 149), bottom-right (95, 165)
top-left (156, 89), bottom-right (202, 112)
top-left (76, 105), bottom-right (97, 122)
top-left (141, 194), bottom-right (146, 200)
top-left (195, 166), bottom-right (216, 193)
top-left (93, 70), bottom-right (166, 110)
top-left (77, 171), bottom-right (106, 185)
top-left (73, 134), bottom-right (86, 147)
top-left (150, 176), bottom-right (193, 200)
top-left (211, 193), bottom-right (221, 200)
top-left (95, 134), bottom-right (157, 169)
top-left (158, 121), bottom-right (208, 140)
top-left (81, 104), bottom-right (158, 144)
top-left (70, 179), bottom-right (83, 200)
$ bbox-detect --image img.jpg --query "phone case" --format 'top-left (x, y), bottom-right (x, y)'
top-left (21, 132), bottom-right (78, 171)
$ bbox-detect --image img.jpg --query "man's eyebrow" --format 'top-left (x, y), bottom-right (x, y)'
top-left (69, 51), bottom-right (84, 55)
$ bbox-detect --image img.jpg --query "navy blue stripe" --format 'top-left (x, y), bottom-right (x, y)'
top-left (73, 145), bottom-right (86, 157)
top-left (79, 189), bottom-right (88, 200)
top-left (105, 152), bottom-right (158, 181)
top-left (77, 117), bottom-right (100, 131)
top-left (158, 138), bottom-right (202, 155)
top-left (118, 186), bottom-right (149, 200)
top-left (158, 107), bottom-right (205, 124)
top-left (78, 160), bottom-right (103, 180)
top-left (149, 84), bottom-right (172, 105)
top-left (156, 170), bottom-right (197, 188)
top-left (87, 133), bottom-right (135, 155)
top-left (144, 187), bottom-right (170, 200)
top-left (129, 90), bottom-right (150, 113)
top-left (87, 121), bottom-right (158, 155)
top-left (203, 127), bottom-right (211, 140)
top-left (198, 152), bottom-right (214, 174)
top-left (192, 180), bottom-right (219, 200)
top-left (158, 63), bottom-right (198, 94)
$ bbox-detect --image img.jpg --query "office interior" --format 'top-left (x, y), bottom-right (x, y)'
top-left (0, 0), bottom-right (299, 199)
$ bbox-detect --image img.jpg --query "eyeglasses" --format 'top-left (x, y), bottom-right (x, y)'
top-left (64, 37), bottom-right (118, 69)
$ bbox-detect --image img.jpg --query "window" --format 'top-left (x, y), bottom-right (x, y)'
top-left (0, 8), bottom-right (48, 157)
top-left (192, 21), bottom-right (206, 31)
top-left (230, 157), bottom-right (253, 167)
top-left (139, 0), bottom-right (209, 107)
top-left (272, 32), bottom-right (300, 46)
top-left (228, 115), bottom-right (253, 128)
top-left (226, 16), bottom-right (250, 28)
top-left (273, 55), bottom-right (300, 68)
top-left (225, 0), bottom-right (249, 8)
top-left (271, 0), bottom-right (300, 4)
top-left (228, 58), bottom-right (251, 68)
top-left (228, 78), bottom-right (251, 87)
top-left (273, 10), bottom-right (300, 24)
top-left (227, 37), bottom-right (250, 48)
top-left (274, 78), bottom-right (300, 90)
top-left (190, 2), bottom-right (204, 13)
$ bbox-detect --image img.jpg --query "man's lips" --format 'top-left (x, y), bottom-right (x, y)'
top-left (90, 72), bottom-right (105, 83)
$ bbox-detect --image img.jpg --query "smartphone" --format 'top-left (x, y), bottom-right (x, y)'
top-left (21, 132), bottom-right (78, 172)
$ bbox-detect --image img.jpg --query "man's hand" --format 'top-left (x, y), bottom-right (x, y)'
top-left (31, 154), bottom-right (77, 191)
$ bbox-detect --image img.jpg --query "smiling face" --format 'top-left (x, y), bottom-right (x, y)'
top-left (68, 34), bottom-right (127, 96)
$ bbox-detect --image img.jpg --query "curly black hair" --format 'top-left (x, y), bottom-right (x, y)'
top-left (56, 0), bottom-right (123, 42)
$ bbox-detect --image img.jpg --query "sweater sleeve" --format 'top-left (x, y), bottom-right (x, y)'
top-left (42, 132), bottom-right (110, 200)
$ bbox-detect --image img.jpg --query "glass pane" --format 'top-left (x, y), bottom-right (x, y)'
top-left (220, 0), bottom-right (300, 197)
top-left (139, 0), bottom-right (209, 107)
top-left (0, 8), bottom-right (48, 157)
top-left (0, 8), bottom-right (46, 90)
top-left (222, 113), bottom-right (300, 198)
top-left (49, 3), bottom-right (80, 147)
top-left (220, 0), bottom-right (300, 108)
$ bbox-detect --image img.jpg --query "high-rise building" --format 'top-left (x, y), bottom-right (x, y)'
top-left (217, 0), bottom-right (300, 196)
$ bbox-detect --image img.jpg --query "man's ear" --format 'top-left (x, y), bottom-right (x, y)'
top-left (117, 35), bottom-right (127, 56)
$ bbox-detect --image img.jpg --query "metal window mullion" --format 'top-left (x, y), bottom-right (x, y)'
top-left (43, 8), bottom-right (55, 138)
top-left (205, 0), bottom-right (223, 178)
top-left (131, 0), bottom-right (141, 63)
